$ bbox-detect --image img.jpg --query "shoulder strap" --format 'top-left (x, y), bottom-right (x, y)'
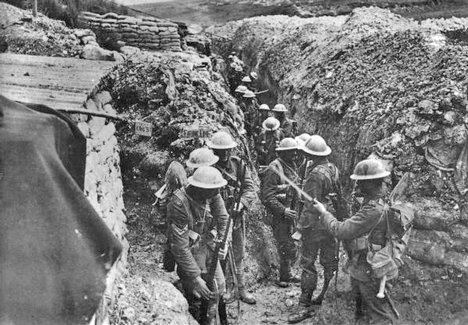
top-left (174, 188), bottom-right (195, 229)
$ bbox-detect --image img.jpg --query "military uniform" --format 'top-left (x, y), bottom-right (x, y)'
top-left (256, 129), bottom-right (281, 166)
top-left (240, 99), bottom-right (259, 136)
top-left (320, 195), bottom-right (396, 324)
top-left (298, 160), bottom-right (345, 305)
top-left (167, 188), bottom-right (228, 320)
top-left (214, 156), bottom-right (256, 292)
top-left (279, 117), bottom-right (295, 139)
top-left (261, 157), bottom-right (298, 280)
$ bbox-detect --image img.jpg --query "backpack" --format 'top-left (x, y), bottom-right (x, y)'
top-left (366, 201), bottom-right (415, 279)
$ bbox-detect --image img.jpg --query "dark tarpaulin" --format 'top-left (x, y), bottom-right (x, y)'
top-left (0, 95), bottom-right (122, 324)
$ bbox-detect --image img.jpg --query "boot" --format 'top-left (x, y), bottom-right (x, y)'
top-left (277, 260), bottom-right (300, 287)
top-left (239, 287), bottom-right (256, 304)
top-left (288, 297), bottom-right (317, 324)
top-left (237, 272), bottom-right (256, 304)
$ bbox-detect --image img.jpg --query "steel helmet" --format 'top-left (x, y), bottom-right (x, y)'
top-left (259, 104), bottom-right (270, 111)
top-left (272, 104), bottom-right (287, 112)
top-left (295, 133), bottom-right (311, 149)
top-left (350, 159), bottom-right (390, 180)
top-left (242, 76), bottom-right (252, 83)
top-left (302, 135), bottom-right (331, 156)
top-left (243, 90), bottom-right (256, 98)
top-left (207, 131), bottom-right (237, 149)
top-left (262, 117), bottom-right (280, 131)
top-left (235, 85), bottom-right (248, 93)
top-left (186, 148), bottom-right (219, 168)
top-left (188, 166), bottom-right (227, 189)
top-left (276, 138), bottom-right (298, 151)
top-left (250, 72), bottom-right (258, 80)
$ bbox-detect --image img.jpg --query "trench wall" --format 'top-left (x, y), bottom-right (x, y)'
top-left (78, 11), bottom-right (182, 52)
top-left (209, 8), bottom-right (468, 274)
top-left (72, 90), bottom-right (129, 324)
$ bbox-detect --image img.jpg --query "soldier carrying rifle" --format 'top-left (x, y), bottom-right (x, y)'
top-left (289, 135), bottom-right (347, 324)
top-left (260, 138), bottom-right (301, 288)
top-left (208, 131), bottom-right (257, 305)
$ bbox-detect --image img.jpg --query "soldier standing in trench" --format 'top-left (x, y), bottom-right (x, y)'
top-left (312, 159), bottom-right (397, 325)
top-left (272, 104), bottom-right (296, 138)
top-left (207, 130), bottom-right (257, 305)
top-left (256, 117), bottom-right (282, 167)
top-left (260, 138), bottom-right (301, 287)
top-left (240, 90), bottom-right (259, 136)
top-left (288, 135), bottom-right (347, 324)
top-left (166, 166), bottom-right (229, 323)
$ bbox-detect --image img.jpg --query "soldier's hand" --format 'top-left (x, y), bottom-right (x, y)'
top-left (284, 208), bottom-right (297, 220)
top-left (313, 198), bottom-right (327, 215)
top-left (193, 276), bottom-right (214, 300)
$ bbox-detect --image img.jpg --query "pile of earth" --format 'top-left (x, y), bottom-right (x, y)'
top-left (206, 6), bottom-right (468, 323)
top-left (0, 2), bottom-right (122, 60)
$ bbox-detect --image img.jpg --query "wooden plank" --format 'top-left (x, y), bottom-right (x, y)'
top-left (0, 53), bottom-right (118, 110)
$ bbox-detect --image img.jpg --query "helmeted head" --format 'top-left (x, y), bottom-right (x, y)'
top-left (262, 117), bottom-right (280, 132)
top-left (351, 159), bottom-right (391, 196)
top-left (259, 104), bottom-right (270, 111)
top-left (186, 148), bottom-right (219, 169)
top-left (207, 131), bottom-right (237, 164)
top-left (302, 135), bottom-right (331, 157)
top-left (276, 137), bottom-right (298, 164)
top-left (272, 103), bottom-right (287, 120)
top-left (243, 90), bottom-right (256, 99)
top-left (235, 85), bottom-right (248, 94)
top-left (350, 159), bottom-right (390, 181)
top-left (187, 166), bottom-right (227, 199)
top-left (250, 72), bottom-right (258, 80)
top-left (272, 104), bottom-right (287, 113)
top-left (242, 76), bottom-right (252, 83)
top-left (295, 133), bottom-right (311, 150)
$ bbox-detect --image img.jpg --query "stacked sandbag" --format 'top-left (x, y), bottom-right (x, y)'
top-left (79, 12), bottom-right (182, 52)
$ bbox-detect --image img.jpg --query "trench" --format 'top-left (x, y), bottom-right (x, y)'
top-left (100, 12), bottom-right (468, 324)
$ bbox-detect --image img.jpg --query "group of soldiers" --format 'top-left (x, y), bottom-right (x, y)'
top-left (161, 55), bottom-right (398, 325)
top-left (162, 121), bottom-right (398, 325)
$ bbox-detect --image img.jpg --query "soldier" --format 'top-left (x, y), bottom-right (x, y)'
top-left (256, 117), bottom-right (282, 166)
top-left (186, 147), bottom-right (219, 172)
top-left (295, 133), bottom-right (312, 167)
top-left (234, 85), bottom-right (248, 101)
top-left (288, 135), bottom-right (347, 324)
top-left (260, 138), bottom-right (301, 287)
top-left (313, 159), bottom-right (397, 325)
top-left (166, 166), bottom-right (229, 323)
top-left (207, 131), bottom-right (257, 305)
top-left (272, 104), bottom-right (296, 138)
top-left (257, 104), bottom-right (271, 133)
top-left (240, 90), bottom-right (258, 136)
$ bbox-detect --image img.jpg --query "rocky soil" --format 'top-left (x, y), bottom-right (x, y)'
top-left (0, 2), bottom-right (123, 60)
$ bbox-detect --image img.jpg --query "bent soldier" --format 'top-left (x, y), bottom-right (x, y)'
top-left (167, 166), bottom-right (229, 323)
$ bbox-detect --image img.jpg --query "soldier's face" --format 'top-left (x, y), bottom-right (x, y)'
top-left (198, 188), bottom-right (219, 200)
top-left (214, 149), bottom-right (231, 163)
top-left (279, 150), bottom-right (296, 164)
